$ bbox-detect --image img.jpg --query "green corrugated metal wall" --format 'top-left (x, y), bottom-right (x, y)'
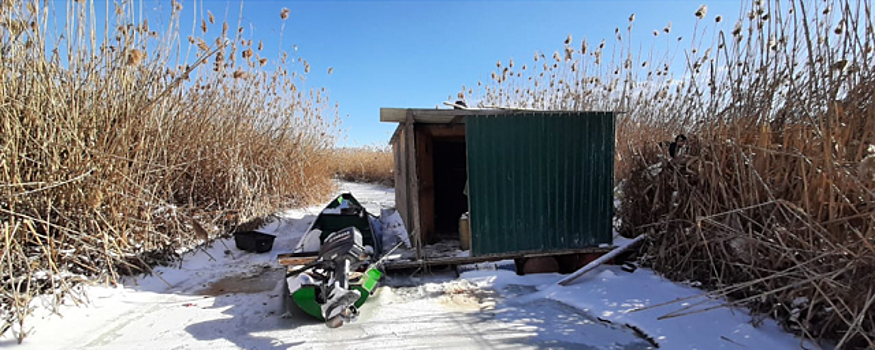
top-left (465, 112), bottom-right (615, 256)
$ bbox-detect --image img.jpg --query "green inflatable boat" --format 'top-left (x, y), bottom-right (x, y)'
top-left (279, 193), bottom-right (396, 328)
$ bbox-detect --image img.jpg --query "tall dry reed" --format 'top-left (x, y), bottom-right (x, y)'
top-left (468, 0), bottom-right (874, 347)
top-left (329, 146), bottom-right (395, 187)
top-left (1, 0), bottom-right (338, 342)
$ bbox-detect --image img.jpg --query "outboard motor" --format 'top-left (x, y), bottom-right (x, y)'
top-left (285, 226), bottom-right (375, 328)
top-left (319, 226), bottom-right (365, 264)
top-left (317, 227), bottom-right (367, 327)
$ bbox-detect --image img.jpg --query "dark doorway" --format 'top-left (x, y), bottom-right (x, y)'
top-left (432, 139), bottom-right (468, 241)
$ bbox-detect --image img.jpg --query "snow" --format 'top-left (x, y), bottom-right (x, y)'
top-left (456, 267), bottom-right (818, 349)
top-left (1, 181), bottom-right (815, 349)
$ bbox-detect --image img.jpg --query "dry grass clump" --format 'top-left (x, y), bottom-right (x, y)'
top-left (622, 131), bottom-right (875, 346)
top-left (328, 146), bottom-right (395, 186)
top-left (1, 0), bottom-right (337, 342)
top-left (469, 0), bottom-right (874, 347)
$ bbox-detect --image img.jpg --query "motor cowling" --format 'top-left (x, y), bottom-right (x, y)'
top-left (319, 226), bottom-right (365, 264)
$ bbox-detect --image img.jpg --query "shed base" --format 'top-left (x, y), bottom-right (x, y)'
top-left (383, 247), bottom-right (611, 274)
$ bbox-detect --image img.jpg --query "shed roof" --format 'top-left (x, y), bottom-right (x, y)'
top-left (380, 107), bottom-right (615, 124)
top-left (381, 108), bottom-right (484, 124)
top-left (382, 107), bottom-right (619, 145)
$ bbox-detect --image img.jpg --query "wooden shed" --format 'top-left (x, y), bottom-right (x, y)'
top-left (382, 107), bottom-right (616, 265)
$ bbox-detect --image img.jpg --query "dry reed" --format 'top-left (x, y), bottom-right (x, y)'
top-left (329, 146), bottom-right (395, 187)
top-left (1, 0), bottom-right (338, 342)
top-left (469, 0), bottom-right (874, 347)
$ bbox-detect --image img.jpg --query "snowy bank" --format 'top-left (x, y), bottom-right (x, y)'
top-left (460, 266), bottom-right (819, 349)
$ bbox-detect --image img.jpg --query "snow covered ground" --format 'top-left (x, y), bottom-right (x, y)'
top-left (1, 182), bottom-right (815, 349)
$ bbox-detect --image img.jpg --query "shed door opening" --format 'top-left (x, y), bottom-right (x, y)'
top-left (432, 139), bottom-right (468, 242)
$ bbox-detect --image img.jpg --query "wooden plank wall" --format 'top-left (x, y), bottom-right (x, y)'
top-left (404, 112), bottom-right (422, 259)
top-left (416, 127), bottom-right (434, 245)
top-left (392, 127), bottom-right (408, 229)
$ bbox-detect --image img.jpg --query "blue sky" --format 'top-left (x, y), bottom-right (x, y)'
top-left (278, 0), bottom-right (743, 147)
top-left (49, 0), bottom-right (745, 147)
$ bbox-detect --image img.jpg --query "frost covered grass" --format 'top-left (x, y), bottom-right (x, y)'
top-left (0, 0), bottom-right (338, 342)
top-left (466, 0), bottom-right (874, 347)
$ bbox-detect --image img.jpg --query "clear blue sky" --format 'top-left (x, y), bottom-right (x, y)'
top-left (277, 0), bottom-right (743, 147)
top-left (51, 0), bottom-right (745, 147)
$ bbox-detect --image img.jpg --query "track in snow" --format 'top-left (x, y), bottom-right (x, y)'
top-left (5, 182), bottom-right (651, 350)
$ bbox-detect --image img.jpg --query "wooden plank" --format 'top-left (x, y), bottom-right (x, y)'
top-left (405, 110), bottom-right (423, 260)
top-left (381, 107), bottom-right (485, 123)
top-left (277, 252), bottom-right (318, 266)
top-left (465, 122), bottom-right (473, 255)
top-left (394, 128), bottom-right (408, 226)
top-left (420, 124), bottom-right (466, 138)
top-left (411, 109), bottom-right (602, 117)
top-left (384, 247), bottom-right (611, 270)
top-left (416, 127), bottom-right (435, 244)
top-left (556, 235), bottom-right (647, 286)
top-left (382, 108), bottom-right (619, 124)
top-left (380, 108), bottom-right (409, 122)
top-left (389, 124), bottom-right (404, 145)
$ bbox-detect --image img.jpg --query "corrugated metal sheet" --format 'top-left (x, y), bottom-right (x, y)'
top-left (465, 112), bottom-right (615, 256)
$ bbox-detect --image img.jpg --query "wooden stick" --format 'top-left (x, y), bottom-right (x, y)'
top-left (557, 234), bottom-right (646, 286)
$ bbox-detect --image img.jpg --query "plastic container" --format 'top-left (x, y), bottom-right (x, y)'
top-left (233, 231), bottom-right (276, 253)
top-left (459, 213), bottom-right (471, 251)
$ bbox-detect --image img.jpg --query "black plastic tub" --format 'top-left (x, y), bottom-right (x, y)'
top-left (234, 231), bottom-right (276, 253)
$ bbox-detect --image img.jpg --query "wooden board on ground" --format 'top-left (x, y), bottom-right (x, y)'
top-left (556, 235), bottom-right (647, 286)
top-left (277, 252), bottom-right (318, 266)
top-left (383, 247), bottom-right (611, 271)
